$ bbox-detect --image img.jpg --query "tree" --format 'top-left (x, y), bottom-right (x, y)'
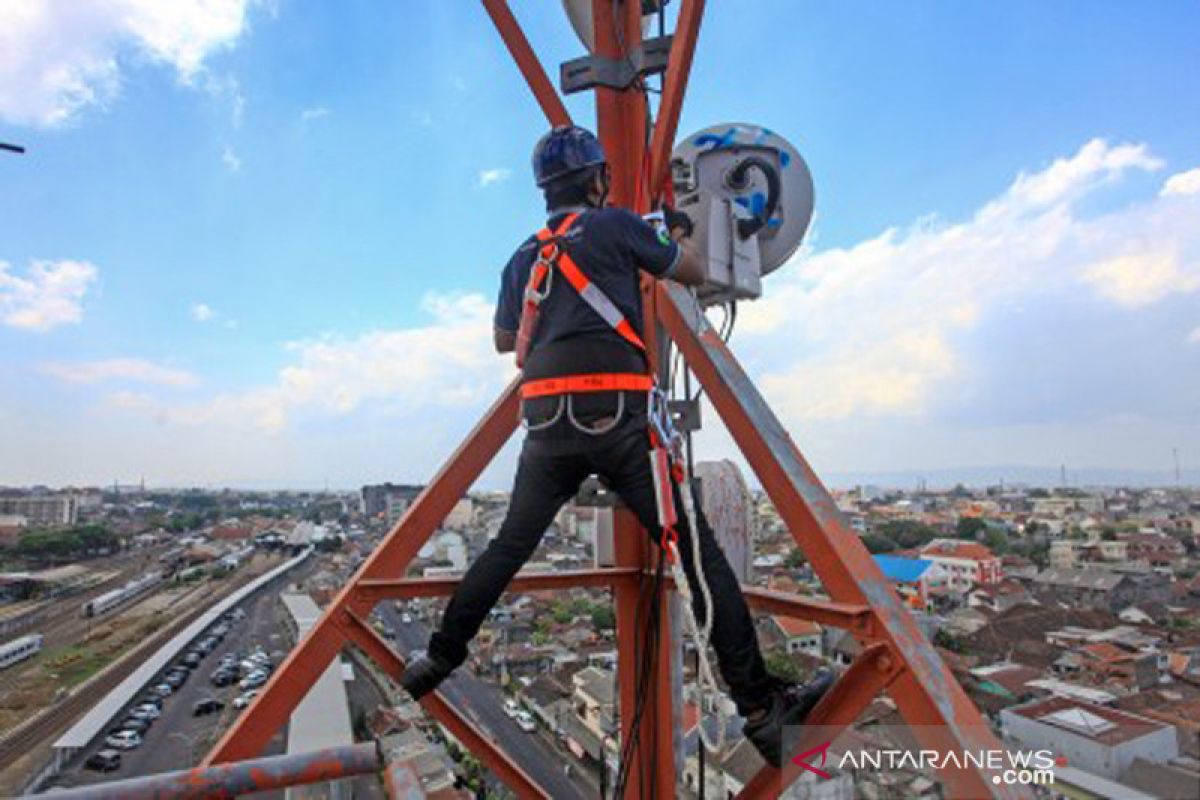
top-left (878, 520), bottom-right (940, 549)
top-left (983, 528), bottom-right (1010, 555)
top-left (955, 517), bottom-right (988, 541)
top-left (763, 650), bottom-right (809, 684)
top-left (784, 550), bottom-right (807, 568)
top-left (861, 535), bottom-right (897, 554)
top-left (590, 605), bottom-right (615, 631)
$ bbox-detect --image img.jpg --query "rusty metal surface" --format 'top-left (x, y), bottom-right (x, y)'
top-left (647, 0), bottom-right (706, 200)
top-left (741, 587), bottom-right (874, 635)
top-left (40, 743), bottom-right (380, 800)
top-left (481, 0), bottom-right (572, 127)
top-left (657, 282), bottom-right (1020, 800)
top-left (341, 609), bottom-right (551, 800)
top-left (355, 567), bottom-right (640, 601)
top-left (203, 379), bottom-right (521, 766)
top-left (382, 758), bottom-right (427, 800)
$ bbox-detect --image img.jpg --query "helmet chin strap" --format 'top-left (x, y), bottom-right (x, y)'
top-left (592, 167), bottom-right (611, 208)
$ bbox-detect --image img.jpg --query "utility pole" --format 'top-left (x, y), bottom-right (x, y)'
top-left (1173, 448), bottom-right (1181, 487)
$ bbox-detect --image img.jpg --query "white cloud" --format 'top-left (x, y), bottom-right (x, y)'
top-left (0, 259), bottom-right (98, 331)
top-left (40, 359), bottom-right (198, 388)
top-left (1188, 326), bottom-right (1200, 345)
top-left (191, 302), bottom-right (215, 322)
top-left (1082, 251), bottom-right (1199, 308)
top-left (115, 292), bottom-right (513, 433)
top-left (300, 105), bottom-right (329, 122)
top-left (0, 1), bottom-right (259, 127)
top-left (737, 139), bottom-right (1199, 422)
top-left (221, 145), bottom-right (241, 172)
top-left (478, 168), bottom-right (512, 188)
top-left (1162, 167), bottom-right (1200, 198)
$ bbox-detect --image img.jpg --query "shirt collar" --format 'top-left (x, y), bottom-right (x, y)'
top-left (548, 204), bottom-right (591, 220)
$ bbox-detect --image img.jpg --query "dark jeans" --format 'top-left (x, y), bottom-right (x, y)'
top-left (428, 414), bottom-right (775, 716)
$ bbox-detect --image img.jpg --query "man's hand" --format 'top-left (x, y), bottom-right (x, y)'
top-left (494, 327), bottom-right (516, 354)
top-left (664, 206), bottom-right (694, 242)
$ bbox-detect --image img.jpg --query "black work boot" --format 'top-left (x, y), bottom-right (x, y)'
top-left (400, 654), bottom-right (455, 700)
top-left (743, 669), bottom-right (835, 767)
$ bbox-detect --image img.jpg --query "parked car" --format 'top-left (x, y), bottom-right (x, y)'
top-left (183, 652), bottom-right (202, 668)
top-left (128, 708), bottom-right (157, 722)
top-left (193, 698), bottom-right (224, 716)
top-left (515, 711), bottom-right (536, 733)
top-left (150, 683), bottom-right (173, 698)
top-left (163, 673), bottom-right (185, 689)
top-left (239, 672), bottom-right (267, 690)
top-left (503, 699), bottom-right (519, 718)
top-left (119, 717), bottom-right (150, 734)
top-left (232, 608), bottom-right (246, 620)
top-left (85, 749), bottom-right (122, 772)
top-left (401, 613), bottom-right (413, 624)
top-left (137, 695), bottom-right (163, 709)
top-left (135, 702), bottom-right (161, 718)
top-left (105, 731), bottom-right (142, 750)
top-left (211, 670), bottom-right (236, 687)
top-left (233, 690), bottom-right (258, 709)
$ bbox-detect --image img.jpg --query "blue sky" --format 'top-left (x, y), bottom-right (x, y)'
top-left (1, 1), bottom-right (1198, 488)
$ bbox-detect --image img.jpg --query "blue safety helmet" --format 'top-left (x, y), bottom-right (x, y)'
top-left (532, 125), bottom-right (607, 188)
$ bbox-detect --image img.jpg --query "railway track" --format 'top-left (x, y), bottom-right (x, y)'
top-left (0, 568), bottom-right (264, 778)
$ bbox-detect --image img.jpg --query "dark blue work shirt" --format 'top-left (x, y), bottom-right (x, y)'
top-left (495, 205), bottom-right (680, 431)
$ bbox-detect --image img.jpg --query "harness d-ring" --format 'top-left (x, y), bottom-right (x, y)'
top-left (567, 391), bottom-right (625, 436)
top-left (520, 395), bottom-right (565, 432)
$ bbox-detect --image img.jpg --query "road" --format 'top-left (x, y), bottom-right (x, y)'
top-left (49, 582), bottom-right (291, 794)
top-left (378, 604), bottom-right (590, 800)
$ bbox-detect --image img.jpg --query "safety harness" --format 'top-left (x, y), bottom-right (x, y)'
top-left (514, 210), bottom-right (727, 753)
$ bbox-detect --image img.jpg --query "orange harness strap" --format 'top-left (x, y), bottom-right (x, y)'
top-left (514, 212), bottom-right (649, 367)
top-left (520, 372), bottom-right (653, 400)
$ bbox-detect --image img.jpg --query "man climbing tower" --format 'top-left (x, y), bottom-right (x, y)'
top-left (401, 124), bottom-right (831, 766)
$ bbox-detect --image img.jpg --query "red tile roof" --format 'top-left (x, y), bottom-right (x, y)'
top-left (773, 616), bottom-right (821, 638)
top-left (922, 540), bottom-right (997, 561)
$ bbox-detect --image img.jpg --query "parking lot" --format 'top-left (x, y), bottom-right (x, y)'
top-left (57, 585), bottom-right (294, 790)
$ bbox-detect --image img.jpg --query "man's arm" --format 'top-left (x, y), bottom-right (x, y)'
top-left (494, 327), bottom-right (516, 353)
top-left (667, 232), bottom-right (704, 287)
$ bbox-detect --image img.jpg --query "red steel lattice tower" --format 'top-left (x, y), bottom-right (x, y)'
top-left (203, 3), bottom-right (1022, 798)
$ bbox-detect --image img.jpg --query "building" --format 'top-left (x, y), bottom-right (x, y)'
top-left (1000, 696), bottom-right (1178, 781)
top-left (0, 493), bottom-right (78, 526)
top-left (872, 554), bottom-right (944, 609)
top-left (1031, 567), bottom-right (1170, 613)
top-left (359, 483), bottom-right (423, 520)
top-left (919, 539), bottom-right (1001, 591)
top-left (765, 616), bottom-right (822, 657)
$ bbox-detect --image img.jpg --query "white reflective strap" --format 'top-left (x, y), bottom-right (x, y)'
top-left (578, 282), bottom-right (628, 330)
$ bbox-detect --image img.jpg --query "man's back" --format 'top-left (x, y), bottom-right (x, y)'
top-left (494, 205), bottom-right (680, 365)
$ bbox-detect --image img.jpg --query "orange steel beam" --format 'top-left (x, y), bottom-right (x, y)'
top-left (735, 643), bottom-right (904, 800)
top-left (204, 379), bottom-right (522, 766)
top-left (355, 567), bottom-right (640, 600)
top-left (611, 509), bottom-right (676, 800)
top-left (341, 609), bottom-right (551, 799)
top-left (647, 0), bottom-right (706, 202)
top-left (656, 282), bottom-right (1018, 800)
top-left (481, 0), bottom-right (572, 127)
top-left (741, 587), bottom-right (876, 637)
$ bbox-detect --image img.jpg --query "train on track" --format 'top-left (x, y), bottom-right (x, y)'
top-left (82, 571), bottom-right (163, 618)
top-left (0, 632), bottom-right (43, 669)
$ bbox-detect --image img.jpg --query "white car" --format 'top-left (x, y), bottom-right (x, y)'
top-left (105, 731), bottom-right (142, 750)
top-left (503, 699), bottom-right (520, 719)
top-left (515, 711), bottom-right (536, 733)
top-left (240, 672), bottom-right (267, 690)
top-left (233, 690), bottom-right (258, 709)
top-left (400, 613), bottom-right (413, 624)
